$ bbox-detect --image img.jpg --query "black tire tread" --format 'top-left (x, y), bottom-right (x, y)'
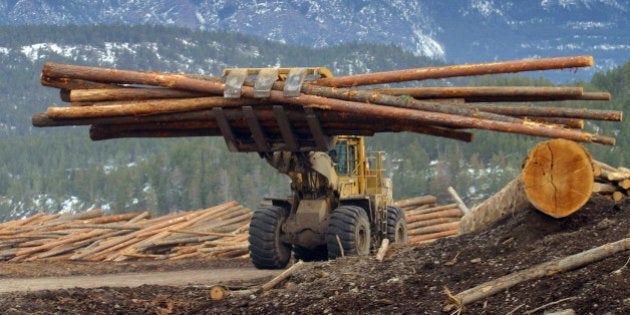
top-left (326, 205), bottom-right (370, 259)
top-left (248, 206), bottom-right (291, 269)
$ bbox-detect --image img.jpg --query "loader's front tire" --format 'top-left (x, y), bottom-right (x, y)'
top-left (387, 206), bottom-right (408, 244)
top-left (249, 206), bottom-right (291, 269)
top-left (326, 205), bottom-right (371, 259)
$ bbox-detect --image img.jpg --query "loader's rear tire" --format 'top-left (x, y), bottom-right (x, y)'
top-left (387, 206), bottom-right (408, 244)
top-left (326, 205), bottom-right (371, 259)
top-left (249, 206), bottom-right (291, 269)
top-left (293, 245), bottom-right (328, 262)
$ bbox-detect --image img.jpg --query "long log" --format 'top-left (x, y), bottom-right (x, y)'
top-left (468, 104), bottom-right (622, 121)
top-left (394, 195), bottom-right (438, 209)
top-left (371, 86), bottom-right (588, 102)
top-left (313, 56), bottom-right (594, 87)
top-left (46, 97), bottom-right (265, 119)
top-left (283, 82), bottom-right (523, 123)
top-left (42, 62), bottom-right (225, 94)
top-left (68, 87), bottom-right (207, 102)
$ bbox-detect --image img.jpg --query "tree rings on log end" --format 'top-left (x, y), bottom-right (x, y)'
top-left (523, 139), bottom-right (593, 218)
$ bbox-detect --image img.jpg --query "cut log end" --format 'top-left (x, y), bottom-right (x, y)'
top-left (523, 139), bottom-right (593, 218)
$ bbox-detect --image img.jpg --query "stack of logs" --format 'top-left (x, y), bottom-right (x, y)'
top-left (0, 195), bottom-right (463, 262)
top-left (31, 56), bottom-right (622, 149)
top-left (0, 201), bottom-right (252, 262)
top-left (394, 195), bottom-right (463, 243)
top-left (593, 160), bottom-right (630, 202)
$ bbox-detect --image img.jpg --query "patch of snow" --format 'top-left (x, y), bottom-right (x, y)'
top-left (471, 0), bottom-right (504, 17)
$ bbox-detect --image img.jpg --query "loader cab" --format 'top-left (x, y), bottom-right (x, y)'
top-left (329, 136), bottom-right (366, 197)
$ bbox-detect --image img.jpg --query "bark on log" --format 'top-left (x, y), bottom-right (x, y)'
top-left (314, 56), bottom-right (594, 87)
top-left (46, 97), bottom-right (265, 119)
top-left (468, 104), bottom-right (622, 121)
top-left (68, 87), bottom-right (206, 102)
top-left (260, 260), bottom-right (304, 292)
top-left (371, 86), bottom-right (586, 102)
top-left (394, 195), bottom-right (437, 209)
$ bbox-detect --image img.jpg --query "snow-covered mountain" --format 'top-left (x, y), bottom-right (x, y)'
top-left (1, 0), bottom-right (628, 78)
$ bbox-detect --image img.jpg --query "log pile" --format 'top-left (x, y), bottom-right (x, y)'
top-left (394, 195), bottom-right (464, 243)
top-left (592, 160), bottom-right (630, 202)
top-left (31, 56), bottom-right (621, 152)
top-left (0, 201), bottom-right (252, 262)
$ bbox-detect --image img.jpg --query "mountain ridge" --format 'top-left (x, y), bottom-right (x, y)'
top-left (1, 0), bottom-right (628, 79)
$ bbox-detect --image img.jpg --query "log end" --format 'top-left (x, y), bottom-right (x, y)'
top-left (523, 139), bottom-right (593, 218)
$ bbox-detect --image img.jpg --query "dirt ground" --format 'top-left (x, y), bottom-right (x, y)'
top-left (0, 194), bottom-right (628, 314)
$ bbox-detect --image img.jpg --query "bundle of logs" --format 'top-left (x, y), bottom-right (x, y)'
top-left (0, 201), bottom-right (252, 262)
top-left (394, 195), bottom-right (464, 243)
top-left (592, 160), bottom-right (630, 202)
top-left (0, 194), bottom-right (458, 262)
top-left (31, 55), bottom-right (621, 151)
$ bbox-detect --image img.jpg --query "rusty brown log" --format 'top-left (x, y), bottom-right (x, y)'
top-left (371, 86), bottom-right (586, 102)
top-left (41, 75), bottom-right (121, 90)
top-left (579, 92), bottom-right (611, 101)
top-left (467, 104), bottom-right (622, 121)
top-left (46, 97), bottom-right (266, 119)
top-left (295, 84), bottom-right (522, 123)
top-left (68, 87), bottom-right (207, 102)
top-left (524, 117), bottom-right (584, 129)
top-left (42, 62), bottom-right (225, 94)
top-left (313, 56), bottom-right (594, 87)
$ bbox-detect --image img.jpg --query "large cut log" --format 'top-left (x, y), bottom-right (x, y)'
top-left (523, 138), bottom-right (594, 217)
top-left (459, 139), bottom-right (594, 233)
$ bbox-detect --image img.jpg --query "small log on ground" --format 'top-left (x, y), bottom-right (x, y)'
top-left (444, 237), bottom-right (630, 312)
top-left (459, 139), bottom-right (594, 233)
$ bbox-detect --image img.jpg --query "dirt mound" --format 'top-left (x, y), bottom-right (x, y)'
top-left (1, 194), bottom-right (628, 314)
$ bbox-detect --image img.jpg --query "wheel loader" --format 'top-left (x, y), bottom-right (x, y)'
top-left (218, 67), bottom-right (408, 269)
top-left (249, 135), bottom-right (407, 269)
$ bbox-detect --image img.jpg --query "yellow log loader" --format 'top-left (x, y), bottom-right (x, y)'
top-left (252, 135), bottom-right (407, 269)
top-left (216, 67), bottom-right (408, 269)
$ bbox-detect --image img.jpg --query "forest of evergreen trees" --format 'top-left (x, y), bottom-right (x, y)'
top-left (0, 24), bottom-right (628, 220)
